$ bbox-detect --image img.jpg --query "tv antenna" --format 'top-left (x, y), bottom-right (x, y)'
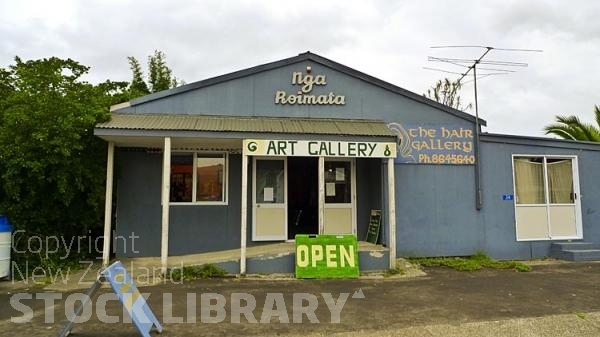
top-left (424, 45), bottom-right (542, 210)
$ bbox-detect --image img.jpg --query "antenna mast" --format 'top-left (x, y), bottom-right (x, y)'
top-left (425, 46), bottom-right (542, 210)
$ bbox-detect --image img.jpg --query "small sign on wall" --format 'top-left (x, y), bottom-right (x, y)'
top-left (502, 194), bottom-right (514, 201)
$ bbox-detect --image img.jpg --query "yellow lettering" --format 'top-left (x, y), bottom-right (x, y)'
top-left (326, 245), bottom-right (337, 267)
top-left (296, 245), bottom-right (309, 267)
top-left (339, 245), bottom-right (355, 267)
top-left (311, 245), bottom-right (323, 267)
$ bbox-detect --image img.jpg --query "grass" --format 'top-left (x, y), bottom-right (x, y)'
top-left (384, 267), bottom-right (406, 277)
top-left (167, 264), bottom-right (227, 282)
top-left (408, 251), bottom-right (532, 272)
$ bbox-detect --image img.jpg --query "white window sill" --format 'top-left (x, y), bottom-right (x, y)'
top-left (169, 202), bottom-right (228, 206)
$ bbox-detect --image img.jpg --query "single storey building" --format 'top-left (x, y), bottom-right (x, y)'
top-left (95, 52), bottom-right (600, 273)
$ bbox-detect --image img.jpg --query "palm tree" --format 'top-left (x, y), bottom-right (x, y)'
top-left (544, 105), bottom-right (600, 142)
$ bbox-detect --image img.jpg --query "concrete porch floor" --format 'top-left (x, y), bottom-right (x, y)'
top-left (121, 241), bottom-right (388, 270)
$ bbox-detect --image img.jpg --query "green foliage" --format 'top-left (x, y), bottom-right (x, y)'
top-left (544, 105), bottom-right (600, 142)
top-left (168, 264), bottom-right (227, 282)
top-left (127, 50), bottom-right (183, 99)
top-left (424, 78), bottom-right (472, 111)
top-left (409, 251), bottom-right (532, 272)
top-left (127, 56), bottom-right (150, 97)
top-left (0, 56), bottom-right (128, 275)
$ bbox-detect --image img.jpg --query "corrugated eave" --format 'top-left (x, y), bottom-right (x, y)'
top-left (95, 113), bottom-right (396, 137)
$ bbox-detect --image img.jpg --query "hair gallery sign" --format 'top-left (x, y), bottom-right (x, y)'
top-left (275, 71), bottom-right (346, 105)
top-left (388, 123), bottom-right (475, 165)
top-left (243, 139), bottom-right (396, 158)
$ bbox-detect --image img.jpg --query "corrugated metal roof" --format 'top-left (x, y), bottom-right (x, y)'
top-left (96, 114), bottom-right (395, 137)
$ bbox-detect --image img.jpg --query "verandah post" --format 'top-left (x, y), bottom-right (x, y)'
top-left (161, 137), bottom-right (171, 274)
top-left (240, 153), bottom-right (248, 274)
top-left (102, 142), bottom-right (115, 267)
top-left (387, 158), bottom-right (397, 269)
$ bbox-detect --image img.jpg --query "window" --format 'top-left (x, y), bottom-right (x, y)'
top-left (170, 153), bottom-right (227, 204)
top-left (255, 159), bottom-right (285, 204)
top-left (324, 161), bottom-right (351, 204)
top-left (513, 155), bottom-right (581, 241)
top-left (514, 157), bottom-right (575, 205)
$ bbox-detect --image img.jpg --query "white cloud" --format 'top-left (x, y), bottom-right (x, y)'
top-left (0, 0), bottom-right (598, 136)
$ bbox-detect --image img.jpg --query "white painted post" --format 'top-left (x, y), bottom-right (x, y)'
top-left (387, 158), bottom-right (397, 269)
top-left (161, 137), bottom-right (171, 274)
top-left (102, 142), bottom-right (115, 267)
top-left (318, 156), bottom-right (325, 234)
top-left (240, 154), bottom-right (248, 274)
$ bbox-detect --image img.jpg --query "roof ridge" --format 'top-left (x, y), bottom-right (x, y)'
top-left (110, 52), bottom-right (485, 126)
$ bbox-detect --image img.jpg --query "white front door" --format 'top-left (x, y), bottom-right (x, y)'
top-left (252, 157), bottom-right (287, 241)
top-left (322, 159), bottom-right (356, 234)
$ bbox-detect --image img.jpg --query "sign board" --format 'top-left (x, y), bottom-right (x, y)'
top-left (104, 261), bottom-right (162, 337)
top-left (244, 139), bottom-right (396, 158)
top-left (365, 210), bottom-right (382, 244)
top-left (275, 70), bottom-right (346, 105)
top-left (388, 122), bottom-right (475, 165)
top-left (57, 261), bottom-right (162, 337)
top-left (502, 194), bottom-right (514, 201)
top-left (295, 234), bottom-right (359, 279)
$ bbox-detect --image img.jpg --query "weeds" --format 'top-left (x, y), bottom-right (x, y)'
top-left (384, 267), bottom-right (406, 277)
top-left (408, 251), bottom-right (532, 272)
top-left (167, 264), bottom-right (226, 282)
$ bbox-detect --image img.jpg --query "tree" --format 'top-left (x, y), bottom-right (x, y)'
top-left (127, 56), bottom-right (150, 97)
top-left (127, 50), bottom-right (182, 99)
top-left (544, 105), bottom-right (600, 142)
top-left (0, 57), bottom-right (128, 271)
top-left (424, 78), bottom-right (472, 111)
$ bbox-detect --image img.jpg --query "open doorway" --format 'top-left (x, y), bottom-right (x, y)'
top-left (287, 157), bottom-right (318, 239)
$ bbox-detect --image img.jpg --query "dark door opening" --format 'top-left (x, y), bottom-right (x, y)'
top-left (288, 157), bottom-right (318, 239)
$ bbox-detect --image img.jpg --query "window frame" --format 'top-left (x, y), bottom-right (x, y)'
top-left (323, 157), bottom-right (357, 235)
top-left (511, 154), bottom-right (582, 241)
top-left (169, 151), bottom-right (229, 206)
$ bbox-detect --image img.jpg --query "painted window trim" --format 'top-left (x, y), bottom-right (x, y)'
top-left (511, 154), bottom-right (582, 241)
top-left (252, 156), bottom-right (288, 241)
top-left (169, 151), bottom-right (229, 206)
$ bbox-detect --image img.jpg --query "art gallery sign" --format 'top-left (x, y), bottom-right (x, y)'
top-left (274, 71), bottom-right (346, 105)
top-left (243, 139), bottom-right (397, 158)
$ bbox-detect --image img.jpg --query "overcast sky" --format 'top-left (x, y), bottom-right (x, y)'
top-left (1, 0), bottom-right (598, 136)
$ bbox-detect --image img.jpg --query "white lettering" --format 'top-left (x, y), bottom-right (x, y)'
top-left (96, 293), bottom-right (119, 323)
top-left (201, 293), bottom-right (226, 323)
top-left (10, 293), bottom-right (33, 323)
top-left (65, 293), bottom-right (93, 323)
top-left (274, 71), bottom-right (345, 105)
top-left (322, 293), bottom-right (350, 323)
top-left (260, 293), bottom-right (289, 323)
top-left (231, 293), bottom-right (257, 323)
top-left (293, 293), bottom-right (319, 323)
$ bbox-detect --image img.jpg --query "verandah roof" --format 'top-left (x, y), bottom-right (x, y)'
top-left (95, 113), bottom-right (396, 137)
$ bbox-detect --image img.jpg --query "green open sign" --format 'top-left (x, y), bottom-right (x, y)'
top-left (295, 234), bottom-right (359, 279)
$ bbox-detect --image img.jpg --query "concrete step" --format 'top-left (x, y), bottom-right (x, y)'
top-left (551, 242), bottom-right (599, 251)
top-left (562, 249), bottom-right (600, 262)
top-left (550, 242), bottom-right (600, 259)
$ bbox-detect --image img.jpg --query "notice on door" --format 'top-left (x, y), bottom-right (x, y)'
top-left (263, 187), bottom-right (274, 202)
top-left (326, 183), bottom-right (336, 196)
